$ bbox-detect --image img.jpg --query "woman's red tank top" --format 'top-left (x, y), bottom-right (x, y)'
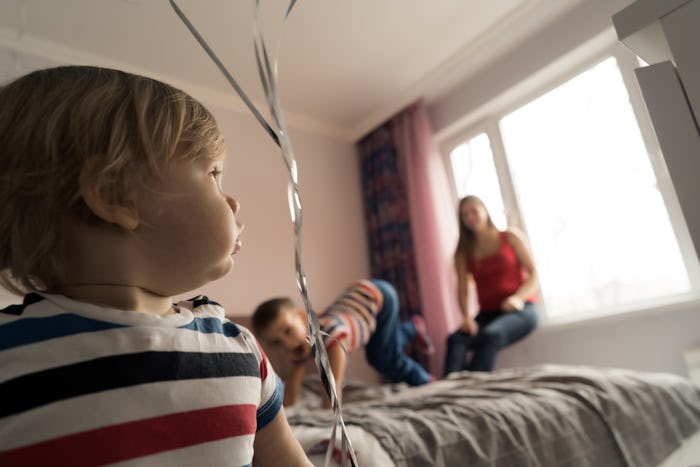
top-left (468, 231), bottom-right (536, 311)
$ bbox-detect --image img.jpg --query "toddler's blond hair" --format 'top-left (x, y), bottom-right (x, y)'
top-left (0, 66), bottom-right (225, 294)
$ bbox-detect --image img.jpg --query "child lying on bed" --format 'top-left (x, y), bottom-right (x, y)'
top-left (252, 279), bottom-right (436, 408)
top-left (0, 66), bottom-right (310, 466)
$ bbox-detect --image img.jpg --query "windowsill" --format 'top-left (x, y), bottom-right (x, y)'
top-left (537, 292), bottom-right (700, 333)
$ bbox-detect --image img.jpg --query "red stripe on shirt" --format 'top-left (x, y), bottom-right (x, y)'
top-left (355, 281), bottom-right (383, 309)
top-left (345, 313), bottom-right (359, 350)
top-left (256, 340), bottom-right (269, 382)
top-left (325, 331), bottom-right (347, 353)
top-left (0, 404), bottom-right (256, 467)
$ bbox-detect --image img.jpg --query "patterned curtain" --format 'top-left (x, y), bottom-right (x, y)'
top-left (356, 124), bottom-right (422, 322)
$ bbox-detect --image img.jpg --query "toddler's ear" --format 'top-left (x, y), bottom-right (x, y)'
top-left (79, 157), bottom-right (140, 231)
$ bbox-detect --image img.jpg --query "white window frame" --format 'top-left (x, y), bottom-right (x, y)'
top-left (438, 36), bottom-right (700, 328)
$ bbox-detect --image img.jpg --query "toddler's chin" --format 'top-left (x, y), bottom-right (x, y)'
top-left (209, 256), bottom-right (235, 279)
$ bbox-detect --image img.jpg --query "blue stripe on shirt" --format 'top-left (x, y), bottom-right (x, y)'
top-left (1, 314), bottom-right (241, 352)
top-left (179, 318), bottom-right (241, 337)
top-left (0, 314), bottom-right (127, 351)
top-left (256, 375), bottom-right (283, 431)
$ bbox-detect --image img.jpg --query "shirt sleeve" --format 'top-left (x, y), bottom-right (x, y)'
top-left (318, 279), bottom-right (382, 353)
top-left (238, 326), bottom-right (283, 431)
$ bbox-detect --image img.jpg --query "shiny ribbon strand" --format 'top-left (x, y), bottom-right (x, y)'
top-left (168, 1), bottom-right (358, 465)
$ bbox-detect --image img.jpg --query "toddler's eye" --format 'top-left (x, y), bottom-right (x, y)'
top-left (209, 168), bottom-right (224, 188)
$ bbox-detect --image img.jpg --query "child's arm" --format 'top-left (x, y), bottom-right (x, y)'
top-left (283, 364), bottom-right (306, 407)
top-left (321, 343), bottom-right (347, 409)
top-left (253, 409), bottom-right (313, 466)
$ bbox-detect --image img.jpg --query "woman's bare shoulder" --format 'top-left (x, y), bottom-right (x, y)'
top-left (503, 228), bottom-right (524, 241)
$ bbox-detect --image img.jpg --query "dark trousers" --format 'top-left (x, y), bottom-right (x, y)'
top-left (365, 279), bottom-right (430, 385)
top-left (444, 302), bottom-right (539, 375)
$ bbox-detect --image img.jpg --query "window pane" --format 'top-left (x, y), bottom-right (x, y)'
top-left (500, 56), bottom-right (691, 318)
top-left (449, 133), bottom-right (506, 230)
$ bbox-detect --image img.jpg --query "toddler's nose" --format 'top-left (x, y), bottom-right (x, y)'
top-left (227, 196), bottom-right (244, 231)
top-left (227, 196), bottom-right (240, 214)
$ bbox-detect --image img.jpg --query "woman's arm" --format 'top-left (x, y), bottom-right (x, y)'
top-left (455, 253), bottom-right (478, 335)
top-left (502, 230), bottom-right (539, 311)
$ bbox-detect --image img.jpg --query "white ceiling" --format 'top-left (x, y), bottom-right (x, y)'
top-left (0, 0), bottom-right (583, 141)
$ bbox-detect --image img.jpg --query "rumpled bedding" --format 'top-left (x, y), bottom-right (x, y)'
top-left (286, 365), bottom-right (700, 467)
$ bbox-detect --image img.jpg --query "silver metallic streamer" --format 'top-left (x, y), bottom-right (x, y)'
top-left (168, 1), bottom-right (358, 465)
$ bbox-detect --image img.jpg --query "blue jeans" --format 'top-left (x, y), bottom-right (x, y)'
top-left (444, 302), bottom-right (539, 375)
top-left (364, 279), bottom-right (430, 385)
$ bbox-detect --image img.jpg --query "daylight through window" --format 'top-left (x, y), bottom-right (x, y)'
top-left (448, 54), bottom-right (698, 321)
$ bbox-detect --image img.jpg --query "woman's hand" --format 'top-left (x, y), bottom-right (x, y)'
top-left (460, 317), bottom-right (479, 336)
top-left (501, 295), bottom-right (525, 312)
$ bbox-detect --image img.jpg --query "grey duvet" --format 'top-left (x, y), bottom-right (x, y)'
top-left (286, 365), bottom-right (700, 467)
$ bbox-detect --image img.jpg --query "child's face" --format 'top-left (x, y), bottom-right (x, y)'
top-left (259, 308), bottom-right (311, 362)
top-left (134, 154), bottom-right (242, 295)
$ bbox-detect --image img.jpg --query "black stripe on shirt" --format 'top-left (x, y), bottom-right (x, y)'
top-left (191, 296), bottom-right (221, 308)
top-left (0, 351), bottom-right (259, 419)
top-left (0, 293), bottom-right (45, 316)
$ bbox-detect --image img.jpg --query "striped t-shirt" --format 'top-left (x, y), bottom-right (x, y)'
top-left (0, 293), bottom-right (282, 467)
top-left (318, 279), bottom-right (383, 353)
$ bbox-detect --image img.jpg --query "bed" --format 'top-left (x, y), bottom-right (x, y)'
top-left (285, 365), bottom-right (700, 467)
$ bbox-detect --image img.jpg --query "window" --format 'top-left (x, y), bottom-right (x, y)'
top-left (446, 49), bottom-right (700, 322)
top-left (449, 133), bottom-right (506, 230)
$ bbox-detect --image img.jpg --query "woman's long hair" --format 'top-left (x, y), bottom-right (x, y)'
top-left (455, 195), bottom-right (496, 260)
